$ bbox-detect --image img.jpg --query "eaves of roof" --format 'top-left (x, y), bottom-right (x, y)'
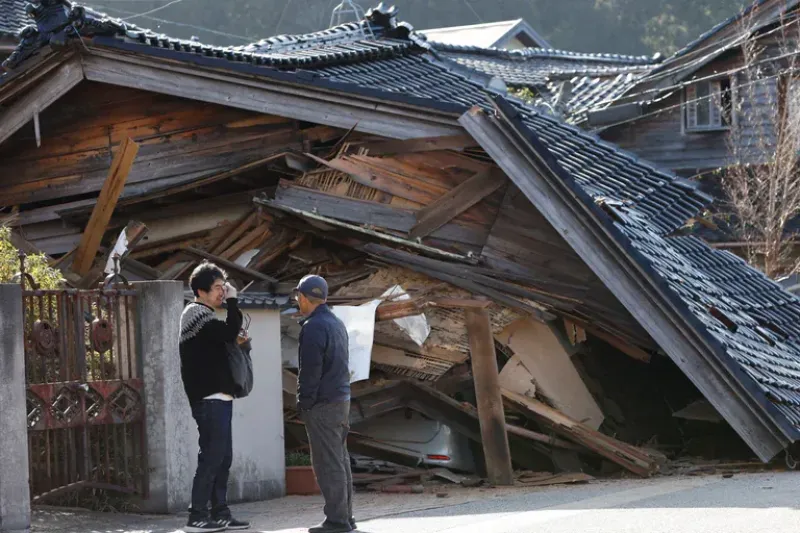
top-left (89, 36), bottom-right (469, 115)
top-left (430, 41), bottom-right (658, 65)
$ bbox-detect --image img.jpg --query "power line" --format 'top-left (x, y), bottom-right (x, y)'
top-left (121, 0), bottom-right (187, 21)
top-left (573, 17), bottom-right (800, 113)
top-left (592, 61), bottom-right (800, 131)
top-left (273, 0), bottom-right (293, 36)
top-left (604, 15), bottom-right (800, 108)
top-left (462, 0), bottom-right (484, 24)
top-left (90, 3), bottom-right (252, 41)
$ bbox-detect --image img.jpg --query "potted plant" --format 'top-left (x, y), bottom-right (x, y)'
top-left (285, 451), bottom-right (320, 495)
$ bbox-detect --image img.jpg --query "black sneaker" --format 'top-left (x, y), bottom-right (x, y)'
top-left (350, 517), bottom-right (358, 531)
top-left (308, 520), bottom-right (354, 533)
top-left (185, 517), bottom-right (227, 533)
top-left (217, 516), bottom-right (250, 530)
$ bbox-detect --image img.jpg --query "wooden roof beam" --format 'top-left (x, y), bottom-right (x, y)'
top-left (410, 167), bottom-right (506, 239)
top-left (72, 137), bottom-right (139, 276)
top-left (0, 58), bottom-right (84, 147)
top-left (81, 51), bottom-right (462, 140)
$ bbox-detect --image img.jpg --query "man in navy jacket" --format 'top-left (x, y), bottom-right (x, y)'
top-left (294, 275), bottom-right (355, 533)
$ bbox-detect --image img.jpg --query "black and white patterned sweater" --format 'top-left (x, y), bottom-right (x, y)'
top-left (179, 299), bottom-right (242, 404)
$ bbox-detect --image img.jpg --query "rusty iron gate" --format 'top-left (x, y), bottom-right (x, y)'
top-left (21, 264), bottom-right (147, 503)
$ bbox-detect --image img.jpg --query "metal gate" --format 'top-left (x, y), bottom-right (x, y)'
top-left (21, 262), bottom-right (148, 503)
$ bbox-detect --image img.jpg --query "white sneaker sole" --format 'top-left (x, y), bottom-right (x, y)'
top-left (185, 526), bottom-right (226, 533)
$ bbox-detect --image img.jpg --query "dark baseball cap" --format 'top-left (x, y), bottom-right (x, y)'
top-left (293, 274), bottom-right (328, 301)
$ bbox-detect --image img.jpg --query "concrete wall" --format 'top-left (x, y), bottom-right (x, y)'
top-left (280, 314), bottom-right (300, 369)
top-left (138, 281), bottom-right (195, 514)
top-left (140, 286), bottom-right (285, 511)
top-left (228, 308), bottom-right (285, 501)
top-left (0, 284), bottom-right (30, 533)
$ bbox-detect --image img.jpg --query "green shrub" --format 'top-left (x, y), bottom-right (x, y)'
top-left (286, 451), bottom-right (312, 466)
top-left (0, 226), bottom-right (64, 288)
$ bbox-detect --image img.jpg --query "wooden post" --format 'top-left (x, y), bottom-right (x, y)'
top-left (465, 307), bottom-right (514, 486)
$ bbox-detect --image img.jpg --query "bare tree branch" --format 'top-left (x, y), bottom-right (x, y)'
top-left (721, 5), bottom-right (800, 278)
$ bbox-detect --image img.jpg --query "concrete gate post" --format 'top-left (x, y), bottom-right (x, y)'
top-left (0, 284), bottom-right (31, 533)
top-left (136, 281), bottom-right (194, 514)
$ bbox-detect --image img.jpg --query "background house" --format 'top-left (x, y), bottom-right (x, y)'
top-left (419, 19), bottom-right (550, 49)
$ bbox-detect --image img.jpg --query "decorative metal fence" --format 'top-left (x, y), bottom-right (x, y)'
top-left (20, 261), bottom-right (147, 503)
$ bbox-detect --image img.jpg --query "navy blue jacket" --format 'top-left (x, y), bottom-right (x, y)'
top-left (297, 304), bottom-right (350, 411)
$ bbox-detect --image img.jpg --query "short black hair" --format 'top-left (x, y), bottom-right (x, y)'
top-left (190, 261), bottom-right (227, 296)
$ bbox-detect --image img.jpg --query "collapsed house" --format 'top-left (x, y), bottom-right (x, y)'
top-left (3, 0), bottom-right (800, 495)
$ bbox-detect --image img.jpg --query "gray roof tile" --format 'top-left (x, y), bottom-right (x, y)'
top-left (0, 0), bottom-right (27, 37)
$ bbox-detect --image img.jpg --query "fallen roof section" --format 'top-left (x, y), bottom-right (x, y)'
top-left (3, 2), bottom-right (800, 462)
top-left (459, 95), bottom-right (800, 461)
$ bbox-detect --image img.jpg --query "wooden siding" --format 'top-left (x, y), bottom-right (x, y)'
top-left (601, 52), bottom-right (781, 173)
top-left (0, 81), bottom-right (307, 207)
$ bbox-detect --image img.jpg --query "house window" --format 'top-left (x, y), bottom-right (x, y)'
top-left (684, 79), bottom-right (733, 131)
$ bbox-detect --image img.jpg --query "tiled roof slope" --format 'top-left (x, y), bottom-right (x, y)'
top-left (428, 42), bottom-right (657, 122)
top-left (515, 107), bottom-right (710, 234)
top-left (0, 0), bottom-right (27, 37)
top-left (619, 216), bottom-right (800, 431)
top-left (430, 42), bottom-right (657, 87)
top-left (541, 71), bottom-right (647, 124)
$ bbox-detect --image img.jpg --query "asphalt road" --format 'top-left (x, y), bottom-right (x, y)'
top-left (357, 472), bottom-right (800, 533)
top-left (30, 471), bottom-right (800, 533)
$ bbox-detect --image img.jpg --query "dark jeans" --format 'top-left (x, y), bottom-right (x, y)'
top-left (189, 399), bottom-right (233, 520)
top-left (304, 401), bottom-right (353, 525)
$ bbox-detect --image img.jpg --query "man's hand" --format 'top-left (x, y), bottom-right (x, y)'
top-left (224, 282), bottom-right (238, 300)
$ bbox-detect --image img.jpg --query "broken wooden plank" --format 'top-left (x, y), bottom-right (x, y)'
top-left (375, 299), bottom-right (424, 322)
top-left (496, 319), bottom-right (604, 430)
top-left (502, 389), bottom-right (659, 477)
top-left (220, 225), bottom-right (270, 261)
top-left (564, 319), bottom-right (588, 345)
top-left (427, 298), bottom-right (491, 309)
top-left (359, 134), bottom-right (478, 156)
top-left (362, 243), bottom-right (556, 322)
top-left (271, 180), bottom-right (489, 247)
top-left (466, 307), bottom-right (514, 486)
top-left (504, 422), bottom-right (582, 451)
top-left (120, 155), bottom-right (285, 208)
top-left (210, 210), bottom-right (259, 255)
top-left (410, 168), bottom-right (506, 239)
top-left (183, 246), bottom-right (278, 283)
top-left (72, 137), bottom-right (140, 276)
top-left (516, 472), bottom-right (594, 487)
top-left (370, 345), bottom-right (453, 381)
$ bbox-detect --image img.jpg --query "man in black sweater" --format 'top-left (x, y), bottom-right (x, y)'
top-left (294, 275), bottom-right (355, 533)
top-left (180, 262), bottom-right (249, 532)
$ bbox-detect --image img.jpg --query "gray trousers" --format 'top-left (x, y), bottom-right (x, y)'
top-left (304, 401), bottom-right (354, 524)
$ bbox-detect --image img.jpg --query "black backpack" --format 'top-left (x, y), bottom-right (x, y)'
top-left (227, 314), bottom-right (254, 398)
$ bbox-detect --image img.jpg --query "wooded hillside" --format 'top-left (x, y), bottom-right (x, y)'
top-left (85, 0), bottom-right (748, 55)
